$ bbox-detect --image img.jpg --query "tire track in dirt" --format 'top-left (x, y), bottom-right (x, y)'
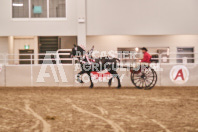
top-left (118, 96), bottom-right (172, 132)
top-left (0, 106), bottom-right (17, 131)
top-left (93, 105), bottom-right (108, 116)
top-left (24, 101), bottom-right (51, 132)
top-left (0, 106), bottom-right (18, 112)
top-left (65, 99), bottom-right (125, 132)
top-left (30, 120), bottom-right (40, 131)
top-left (150, 119), bottom-right (171, 132)
top-left (130, 109), bottom-right (171, 132)
top-left (0, 105), bottom-right (40, 131)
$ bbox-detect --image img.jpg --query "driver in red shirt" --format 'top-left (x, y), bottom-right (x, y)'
top-left (141, 47), bottom-right (151, 63)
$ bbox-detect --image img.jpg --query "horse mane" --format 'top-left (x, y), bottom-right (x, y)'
top-left (77, 45), bottom-right (85, 52)
top-left (74, 45), bottom-right (86, 57)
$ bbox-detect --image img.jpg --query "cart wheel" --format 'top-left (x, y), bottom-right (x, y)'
top-left (131, 67), bottom-right (157, 90)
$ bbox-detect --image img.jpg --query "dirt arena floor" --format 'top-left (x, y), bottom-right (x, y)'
top-left (0, 86), bottom-right (198, 132)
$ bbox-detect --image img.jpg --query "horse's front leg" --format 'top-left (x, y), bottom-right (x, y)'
top-left (108, 78), bottom-right (113, 87)
top-left (87, 72), bottom-right (94, 88)
top-left (77, 71), bottom-right (85, 83)
top-left (115, 73), bottom-right (121, 89)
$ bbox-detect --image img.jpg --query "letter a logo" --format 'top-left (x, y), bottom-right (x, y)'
top-left (170, 65), bottom-right (189, 84)
top-left (174, 69), bottom-right (184, 80)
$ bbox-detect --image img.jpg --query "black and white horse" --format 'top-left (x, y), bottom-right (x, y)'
top-left (71, 45), bottom-right (121, 88)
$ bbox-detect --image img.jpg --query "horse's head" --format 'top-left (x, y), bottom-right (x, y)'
top-left (71, 44), bottom-right (86, 58)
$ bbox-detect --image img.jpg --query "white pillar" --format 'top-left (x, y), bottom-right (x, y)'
top-left (8, 36), bottom-right (14, 65)
top-left (169, 46), bottom-right (177, 64)
top-left (195, 46), bottom-right (198, 64)
top-left (34, 36), bottom-right (38, 64)
top-left (77, 0), bottom-right (87, 49)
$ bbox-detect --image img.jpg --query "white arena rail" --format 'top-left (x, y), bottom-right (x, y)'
top-left (1, 51), bottom-right (198, 65)
top-left (0, 50), bottom-right (197, 87)
top-left (56, 49), bottom-right (73, 65)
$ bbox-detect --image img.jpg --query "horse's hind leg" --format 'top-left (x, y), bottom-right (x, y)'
top-left (116, 73), bottom-right (121, 88)
top-left (87, 72), bottom-right (94, 88)
top-left (109, 70), bottom-right (121, 89)
top-left (77, 71), bottom-right (85, 83)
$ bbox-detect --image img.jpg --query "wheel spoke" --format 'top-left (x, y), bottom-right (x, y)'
top-left (141, 80), bottom-right (145, 88)
top-left (134, 79), bottom-right (141, 84)
top-left (133, 78), bottom-right (141, 81)
top-left (138, 80), bottom-right (144, 88)
top-left (145, 72), bottom-right (153, 76)
top-left (146, 75), bottom-right (154, 77)
top-left (145, 78), bottom-right (152, 82)
top-left (135, 80), bottom-right (141, 87)
top-left (145, 79), bottom-right (152, 86)
top-left (145, 80), bottom-right (150, 87)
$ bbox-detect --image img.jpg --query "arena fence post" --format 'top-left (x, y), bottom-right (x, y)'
top-left (30, 54), bottom-right (33, 87)
top-left (159, 54), bottom-right (162, 86)
top-left (4, 54), bottom-right (6, 87)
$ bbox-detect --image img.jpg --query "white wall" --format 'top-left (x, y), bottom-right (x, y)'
top-left (87, 0), bottom-right (198, 35)
top-left (6, 36), bottom-right (38, 65)
top-left (87, 35), bottom-right (198, 63)
top-left (14, 38), bottom-right (35, 54)
top-left (0, 37), bottom-right (9, 54)
top-left (0, 37), bottom-right (8, 64)
top-left (1, 0), bottom-right (198, 39)
top-left (13, 37), bottom-right (35, 64)
top-left (60, 36), bottom-right (77, 49)
top-left (87, 35), bottom-right (198, 52)
top-left (0, 0), bottom-right (77, 36)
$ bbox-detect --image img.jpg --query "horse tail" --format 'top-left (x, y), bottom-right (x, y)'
top-left (116, 58), bottom-right (120, 64)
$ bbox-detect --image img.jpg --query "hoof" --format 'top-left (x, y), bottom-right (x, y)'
top-left (89, 85), bottom-right (93, 89)
top-left (77, 79), bottom-right (84, 83)
top-left (117, 85), bottom-right (121, 89)
top-left (108, 82), bottom-right (111, 87)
